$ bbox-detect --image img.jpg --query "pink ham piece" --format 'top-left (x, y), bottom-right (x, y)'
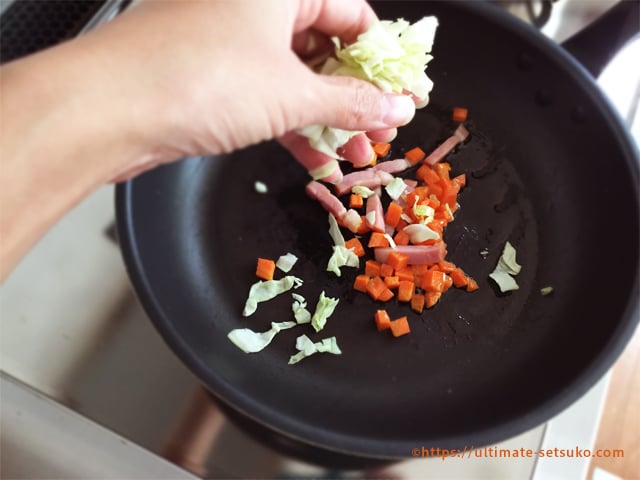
top-left (306, 181), bottom-right (345, 219)
top-left (423, 124), bottom-right (470, 166)
top-left (372, 158), bottom-right (411, 174)
top-left (374, 244), bottom-right (447, 265)
top-left (305, 181), bottom-right (363, 233)
top-left (334, 169), bottom-right (394, 196)
top-left (365, 194), bottom-right (385, 233)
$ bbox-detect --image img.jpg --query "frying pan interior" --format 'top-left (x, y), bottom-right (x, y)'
top-left (117, 1), bottom-right (639, 458)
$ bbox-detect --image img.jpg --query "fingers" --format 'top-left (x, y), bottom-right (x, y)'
top-left (278, 132), bottom-right (343, 184)
top-left (294, 0), bottom-right (377, 42)
top-left (300, 74), bottom-right (416, 132)
top-left (279, 131), bottom-right (379, 182)
top-left (366, 128), bottom-right (397, 144)
top-left (337, 133), bottom-right (374, 168)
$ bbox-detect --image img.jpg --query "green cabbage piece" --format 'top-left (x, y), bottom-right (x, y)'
top-left (288, 334), bottom-right (342, 364)
top-left (228, 321), bottom-right (297, 353)
top-left (291, 293), bottom-right (311, 324)
top-left (327, 245), bottom-right (360, 277)
top-left (489, 241), bottom-right (521, 292)
top-left (276, 252), bottom-right (298, 273)
top-left (311, 291), bottom-right (339, 332)
top-left (242, 276), bottom-right (303, 317)
top-left (299, 16), bottom-right (439, 159)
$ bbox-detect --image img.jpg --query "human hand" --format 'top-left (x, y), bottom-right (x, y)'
top-left (89, 0), bottom-right (417, 182)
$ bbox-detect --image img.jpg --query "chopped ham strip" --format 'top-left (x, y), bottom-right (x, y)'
top-left (365, 194), bottom-right (385, 232)
top-left (374, 244), bottom-right (446, 265)
top-left (423, 124), bottom-right (469, 166)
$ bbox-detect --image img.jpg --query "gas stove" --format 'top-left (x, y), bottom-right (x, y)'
top-left (1, 1), bottom-right (638, 478)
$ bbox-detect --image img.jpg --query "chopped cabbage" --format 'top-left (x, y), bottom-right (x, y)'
top-left (352, 185), bottom-right (376, 198)
top-left (403, 223), bottom-right (439, 243)
top-left (326, 214), bottom-right (359, 276)
top-left (288, 334), bottom-right (342, 364)
top-left (299, 17), bottom-right (439, 158)
top-left (540, 286), bottom-right (554, 296)
top-left (228, 321), bottom-right (297, 353)
top-left (311, 291), bottom-right (339, 332)
top-left (489, 270), bottom-right (520, 292)
top-left (276, 252), bottom-right (298, 273)
top-left (242, 276), bottom-right (303, 316)
top-left (489, 241), bottom-right (521, 293)
top-left (291, 293), bottom-right (311, 324)
top-left (385, 177), bottom-right (407, 200)
top-left (328, 213), bottom-right (345, 246)
top-left (327, 245), bottom-right (360, 276)
top-left (254, 181), bottom-right (268, 193)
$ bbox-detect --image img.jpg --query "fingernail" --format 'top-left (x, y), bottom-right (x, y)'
top-left (382, 94), bottom-right (416, 126)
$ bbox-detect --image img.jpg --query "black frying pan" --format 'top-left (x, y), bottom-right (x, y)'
top-left (116, 0), bottom-right (640, 465)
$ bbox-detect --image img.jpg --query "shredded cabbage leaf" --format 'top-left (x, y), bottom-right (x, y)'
top-left (288, 334), bottom-right (342, 364)
top-left (254, 181), bottom-right (268, 193)
top-left (311, 291), bottom-right (339, 332)
top-left (385, 177), bottom-right (407, 200)
top-left (352, 185), bottom-right (376, 198)
top-left (489, 241), bottom-right (521, 292)
top-left (276, 252), bottom-right (298, 273)
top-left (228, 321), bottom-right (297, 353)
top-left (328, 213), bottom-right (345, 246)
top-left (242, 276), bottom-right (303, 316)
top-left (327, 245), bottom-right (360, 276)
top-left (299, 17), bottom-right (439, 159)
top-left (326, 214), bottom-right (359, 276)
top-left (291, 293), bottom-right (311, 324)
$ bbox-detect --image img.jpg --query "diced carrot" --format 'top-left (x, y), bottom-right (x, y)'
top-left (380, 263), bottom-right (394, 278)
top-left (411, 264), bottom-right (428, 286)
top-left (450, 268), bottom-right (469, 288)
top-left (374, 310), bottom-right (391, 331)
top-left (421, 269), bottom-right (448, 293)
top-left (442, 274), bottom-right (453, 292)
top-left (427, 183), bottom-right (443, 198)
top-left (405, 147), bottom-right (426, 164)
top-left (378, 287), bottom-right (394, 302)
top-left (393, 230), bottom-right (410, 246)
top-left (438, 260), bottom-right (457, 273)
top-left (385, 202), bottom-right (403, 228)
top-left (356, 216), bottom-right (370, 234)
top-left (353, 274), bottom-right (370, 293)
top-left (365, 260), bottom-right (381, 277)
top-left (440, 180), bottom-right (460, 208)
top-left (349, 194), bottom-right (363, 209)
top-left (434, 162), bottom-right (451, 180)
top-left (397, 280), bottom-right (415, 302)
top-left (452, 107), bottom-right (468, 123)
top-left (386, 251), bottom-right (409, 271)
top-left (344, 238), bottom-right (365, 257)
top-left (373, 142), bottom-right (391, 157)
top-left (466, 277), bottom-right (479, 292)
top-left (368, 232), bottom-right (389, 248)
top-left (452, 174), bottom-right (467, 188)
top-left (396, 267), bottom-right (414, 283)
top-left (425, 291), bottom-right (441, 308)
top-left (384, 276), bottom-right (400, 289)
top-left (396, 218), bottom-right (409, 231)
top-left (366, 276), bottom-right (387, 301)
top-left (421, 166), bottom-right (441, 186)
top-left (256, 258), bottom-right (276, 281)
top-left (411, 292), bottom-right (425, 314)
top-left (389, 316), bottom-right (410, 337)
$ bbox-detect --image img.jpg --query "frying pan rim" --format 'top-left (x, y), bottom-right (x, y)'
top-left (115, 0), bottom-right (640, 460)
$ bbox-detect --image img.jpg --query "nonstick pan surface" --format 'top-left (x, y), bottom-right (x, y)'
top-left (116, 1), bottom-right (639, 459)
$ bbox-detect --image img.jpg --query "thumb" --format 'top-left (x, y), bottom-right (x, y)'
top-left (305, 74), bottom-right (416, 131)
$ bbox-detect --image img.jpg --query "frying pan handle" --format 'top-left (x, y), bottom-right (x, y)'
top-left (560, 0), bottom-right (640, 78)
